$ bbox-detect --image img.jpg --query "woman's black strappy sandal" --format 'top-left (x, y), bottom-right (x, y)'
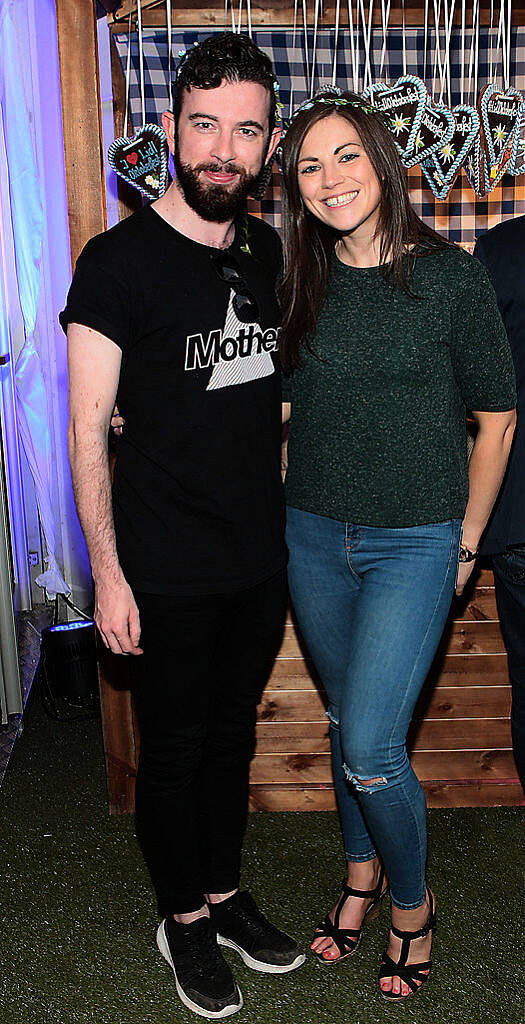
top-left (379, 890), bottom-right (436, 1000)
top-left (312, 866), bottom-right (387, 963)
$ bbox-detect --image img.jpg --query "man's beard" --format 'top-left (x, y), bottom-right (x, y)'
top-left (173, 148), bottom-right (261, 223)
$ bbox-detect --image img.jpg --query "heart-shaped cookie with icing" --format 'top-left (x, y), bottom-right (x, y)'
top-left (363, 76), bottom-right (428, 160)
top-left (464, 134), bottom-right (487, 197)
top-left (421, 104), bottom-right (480, 199)
top-left (108, 124), bottom-right (169, 201)
top-left (508, 103), bottom-right (525, 177)
top-left (479, 85), bottom-right (522, 181)
top-left (482, 147), bottom-right (514, 193)
top-left (403, 101), bottom-right (455, 168)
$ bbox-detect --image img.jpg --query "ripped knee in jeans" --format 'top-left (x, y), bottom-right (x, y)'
top-left (343, 763), bottom-right (388, 793)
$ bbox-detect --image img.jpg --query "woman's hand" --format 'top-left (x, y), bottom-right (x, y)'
top-left (111, 403), bottom-right (125, 435)
top-left (455, 559), bottom-right (477, 597)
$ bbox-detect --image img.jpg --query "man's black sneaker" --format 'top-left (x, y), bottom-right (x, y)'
top-left (210, 890), bottom-right (305, 974)
top-left (156, 915), bottom-right (243, 1019)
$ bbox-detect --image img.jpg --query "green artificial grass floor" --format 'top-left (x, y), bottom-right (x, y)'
top-left (0, 696), bottom-right (523, 1024)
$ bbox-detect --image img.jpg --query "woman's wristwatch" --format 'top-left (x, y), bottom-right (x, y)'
top-left (458, 543), bottom-right (479, 563)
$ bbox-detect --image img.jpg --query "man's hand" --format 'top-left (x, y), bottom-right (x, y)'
top-left (94, 574), bottom-right (143, 655)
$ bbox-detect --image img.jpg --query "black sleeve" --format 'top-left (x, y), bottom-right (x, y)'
top-left (472, 234), bottom-right (489, 272)
top-left (59, 236), bottom-right (133, 353)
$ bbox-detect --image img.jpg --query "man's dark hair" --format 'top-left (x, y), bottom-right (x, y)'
top-left (173, 32), bottom-right (276, 133)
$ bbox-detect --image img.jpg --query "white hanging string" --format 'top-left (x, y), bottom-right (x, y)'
top-left (347, 0), bottom-right (358, 92)
top-left (379, 0), bottom-right (391, 80)
top-left (123, 0), bottom-right (133, 138)
top-left (401, 0), bottom-right (407, 76)
top-left (332, 0), bottom-right (341, 85)
top-left (310, 0), bottom-right (321, 96)
top-left (358, 0), bottom-right (374, 95)
top-left (439, 0), bottom-right (456, 106)
top-left (488, 0), bottom-right (496, 81)
top-left (356, 0), bottom-right (361, 88)
top-left (238, 0), bottom-right (243, 34)
top-left (431, 0), bottom-right (442, 102)
top-left (496, 0), bottom-right (505, 86)
top-left (166, 0), bottom-right (172, 109)
top-left (423, 0), bottom-right (429, 83)
top-left (474, 0), bottom-right (480, 100)
top-left (288, 0), bottom-right (296, 116)
top-left (460, 0), bottom-right (466, 102)
top-left (303, 0), bottom-right (310, 97)
top-left (438, 0), bottom-right (448, 101)
top-left (506, 0), bottom-right (512, 89)
top-left (467, 0), bottom-right (478, 103)
top-left (490, 0), bottom-right (495, 80)
top-left (247, 0), bottom-right (252, 37)
top-left (137, 0), bottom-right (146, 130)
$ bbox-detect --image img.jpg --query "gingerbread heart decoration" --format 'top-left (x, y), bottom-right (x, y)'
top-left (464, 135), bottom-right (487, 197)
top-left (421, 105), bottom-right (480, 199)
top-left (403, 101), bottom-right (455, 168)
top-left (508, 103), bottom-right (525, 177)
top-left (419, 159), bottom-right (449, 199)
top-left (483, 148), bottom-right (513, 194)
top-left (108, 124), bottom-right (169, 201)
top-left (363, 76), bottom-right (428, 161)
top-left (478, 85), bottom-right (522, 181)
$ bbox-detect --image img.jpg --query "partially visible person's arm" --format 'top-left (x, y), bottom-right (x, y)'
top-left (68, 323), bottom-right (142, 655)
top-left (457, 407), bottom-right (516, 594)
top-left (281, 403), bottom-right (291, 480)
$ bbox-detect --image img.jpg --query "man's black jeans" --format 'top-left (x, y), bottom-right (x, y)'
top-left (493, 545), bottom-right (525, 791)
top-left (130, 571), bottom-right (286, 915)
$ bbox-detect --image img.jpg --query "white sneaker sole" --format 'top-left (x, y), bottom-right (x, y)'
top-left (217, 934), bottom-right (306, 974)
top-left (156, 922), bottom-right (243, 1019)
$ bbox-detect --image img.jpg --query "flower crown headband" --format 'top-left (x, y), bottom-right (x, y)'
top-left (175, 43), bottom-right (284, 123)
top-left (281, 85), bottom-right (377, 139)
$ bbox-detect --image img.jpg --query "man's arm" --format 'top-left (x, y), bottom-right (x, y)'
top-left (68, 323), bottom-right (142, 655)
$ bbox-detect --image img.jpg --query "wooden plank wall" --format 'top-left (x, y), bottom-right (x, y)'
top-left (98, 567), bottom-right (522, 813)
top-left (250, 568), bottom-right (522, 809)
top-left (109, 1), bottom-right (525, 28)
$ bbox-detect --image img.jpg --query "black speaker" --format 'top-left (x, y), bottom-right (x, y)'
top-left (41, 620), bottom-right (98, 707)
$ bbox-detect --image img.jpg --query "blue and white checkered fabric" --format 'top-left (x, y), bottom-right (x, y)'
top-left (114, 26), bottom-right (525, 246)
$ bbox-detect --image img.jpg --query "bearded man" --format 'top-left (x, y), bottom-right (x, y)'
top-left (61, 33), bottom-right (303, 1020)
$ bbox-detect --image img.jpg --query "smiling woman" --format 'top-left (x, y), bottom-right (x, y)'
top-left (278, 88), bottom-right (517, 1003)
top-left (297, 118), bottom-right (382, 240)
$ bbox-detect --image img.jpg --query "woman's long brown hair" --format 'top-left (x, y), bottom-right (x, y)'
top-left (278, 95), bottom-right (454, 370)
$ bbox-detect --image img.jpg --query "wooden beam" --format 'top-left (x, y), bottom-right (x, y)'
top-left (109, 31), bottom-right (143, 221)
top-left (55, 0), bottom-right (106, 268)
top-left (109, 0), bottom-right (525, 29)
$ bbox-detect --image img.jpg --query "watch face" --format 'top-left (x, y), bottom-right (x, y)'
top-left (459, 546), bottom-right (477, 562)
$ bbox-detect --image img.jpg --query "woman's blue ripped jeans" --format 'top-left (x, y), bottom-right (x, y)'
top-left (286, 506), bottom-right (462, 909)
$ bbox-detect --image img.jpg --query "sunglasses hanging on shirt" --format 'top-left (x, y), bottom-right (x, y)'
top-left (210, 252), bottom-right (261, 325)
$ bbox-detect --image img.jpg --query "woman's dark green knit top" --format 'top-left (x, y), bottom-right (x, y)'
top-left (283, 246), bottom-right (516, 528)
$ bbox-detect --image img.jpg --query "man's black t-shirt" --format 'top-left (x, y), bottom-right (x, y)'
top-left (60, 205), bottom-right (286, 596)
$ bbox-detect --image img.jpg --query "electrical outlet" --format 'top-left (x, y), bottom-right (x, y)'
top-left (28, 552), bottom-right (39, 567)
